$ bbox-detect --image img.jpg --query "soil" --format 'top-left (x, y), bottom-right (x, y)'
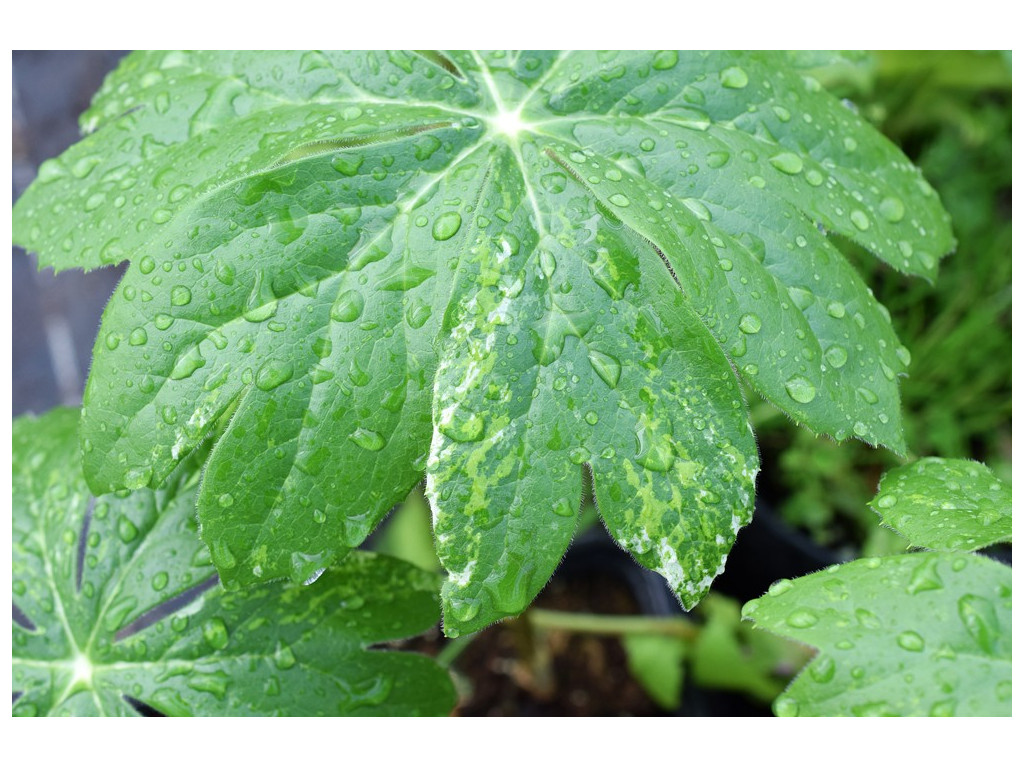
top-left (449, 571), bottom-right (665, 717)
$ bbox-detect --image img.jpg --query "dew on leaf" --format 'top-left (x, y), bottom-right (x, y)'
top-left (588, 349), bottom-right (622, 389)
top-left (349, 427), bottom-right (386, 452)
top-left (824, 345), bottom-right (848, 368)
top-left (769, 152), bottom-right (803, 175)
top-left (331, 289), bottom-right (365, 322)
top-left (202, 618), bottom-right (230, 650)
top-left (897, 630), bottom-right (925, 652)
top-left (170, 285), bottom-right (193, 306)
top-left (720, 66), bottom-right (749, 89)
top-left (850, 210), bottom-right (871, 231)
top-left (738, 314), bottom-right (762, 334)
top-left (117, 517), bottom-right (140, 543)
top-left (431, 211), bottom-right (462, 241)
top-left (784, 375), bottom-right (817, 404)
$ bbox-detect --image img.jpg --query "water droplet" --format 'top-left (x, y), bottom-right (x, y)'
top-left (588, 349), bottom-right (621, 389)
top-left (706, 151), bottom-right (730, 169)
top-left (349, 427), bottom-right (386, 451)
top-left (129, 327), bottom-right (148, 346)
top-left (273, 642), bottom-right (297, 670)
top-left (769, 152), bottom-right (803, 175)
top-left (256, 361), bottom-right (294, 391)
top-left (551, 497), bottom-right (576, 517)
top-left (720, 66), bottom-right (748, 88)
top-left (584, 411), bottom-right (599, 426)
top-left (432, 211), bottom-right (462, 241)
top-left (331, 289), bottom-right (365, 322)
top-left (855, 608), bottom-right (882, 629)
top-left (439, 405), bottom-right (485, 443)
top-left (139, 255), bottom-right (156, 274)
top-left (152, 571), bottom-right (169, 591)
top-left (331, 153), bottom-right (364, 177)
top-left (826, 301), bottom-right (846, 319)
top-left (768, 579), bottom-right (794, 596)
top-left (875, 494), bottom-right (897, 509)
top-left (786, 609), bottom-right (819, 629)
top-left (217, 493), bottom-right (234, 508)
top-left (896, 345), bottom-right (912, 367)
top-left (243, 271), bottom-right (278, 322)
top-left (824, 345), bottom-right (848, 368)
top-left (738, 314), bottom-right (761, 334)
top-left (807, 655), bottom-right (835, 683)
top-left (170, 285), bottom-right (192, 306)
top-left (897, 630), bottom-right (925, 652)
top-left (850, 210), bottom-right (871, 231)
top-left (118, 517), bottom-right (140, 542)
top-left (774, 697), bottom-right (800, 716)
top-left (906, 558), bottom-right (943, 595)
top-left (608, 193), bottom-right (630, 208)
top-left (957, 594), bottom-right (998, 654)
top-left (449, 596), bottom-right (481, 623)
top-left (785, 376), bottom-right (817, 404)
top-left (202, 618), bottom-right (229, 650)
top-left (652, 50), bottom-right (678, 70)
top-left (856, 387), bottom-right (879, 405)
top-left (929, 699), bottom-right (956, 717)
top-left (879, 196), bottom-right (905, 223)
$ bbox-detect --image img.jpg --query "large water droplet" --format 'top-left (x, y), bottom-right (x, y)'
top-left (349, 427), bottom-right (386, 451)
top-left (331, 289), bottom-right (365, 322)
top-left (439, 405), bottom-right (485, 443)
top-left (432, 212), bottom-right (463, 241)
top-left (202, 618), bottom-right (230, 650)
top-left (769, 152), bottom-right (803, 175)
top-left (170, 285), bottom-right (192, 306)
top-left (588, 349), bottom-right (621, 389)
top-left (785, 609), bottom-right (819, 628)
top-left (256, 360), bottom-right (294, 391)
top-left (720, 66), bottom-right (749, 88)
top-left (785, 375), bottom-right (817, 404)
top-left (739, 314), bottom-right (762, 334)
top-left (897, 630), bottom-right (925, 652)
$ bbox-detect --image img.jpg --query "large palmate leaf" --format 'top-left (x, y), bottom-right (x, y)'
top-left (12, 408), bottom-right (454, 716)
top-left (13, 51), bottom-right (953, 635)
top-left (870, 457), bottom-right (1011, 552)
top-left (742, 554), bottom-right (1011, 716)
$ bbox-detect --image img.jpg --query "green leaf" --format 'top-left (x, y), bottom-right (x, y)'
top-left (12, 408), bottom-right (454, 716)
top-left (742, 553), bottom-right (1011, 716)
top-left (870, 457), bottom-right (1011, 552)
top-left (622, 634), bottom-right (686, 710)
top-left (13, 51), bottom-right (953, 635)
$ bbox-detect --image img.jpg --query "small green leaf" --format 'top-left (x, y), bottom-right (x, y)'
top-left (690, 592), bottom-right (790, 702)
top-left (13, 51), bottom-right (954, 635)
top-left (742, 553), bottom-right (1011, 716)
top-left (622, 634), bottom-right (686, 710)
top-left (12, 408), bottom-right (454, 717)
top-left (870, 457), bottom-right (1011, 552)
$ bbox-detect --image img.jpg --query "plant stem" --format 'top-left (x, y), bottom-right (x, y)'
top-left (435, 634), bottom-right (475, 668)
top-left (527, 608), bottom-right (699, 641)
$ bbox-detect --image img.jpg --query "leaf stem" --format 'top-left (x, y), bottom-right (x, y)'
top-left (527, 609), bottom-right (699, 641)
